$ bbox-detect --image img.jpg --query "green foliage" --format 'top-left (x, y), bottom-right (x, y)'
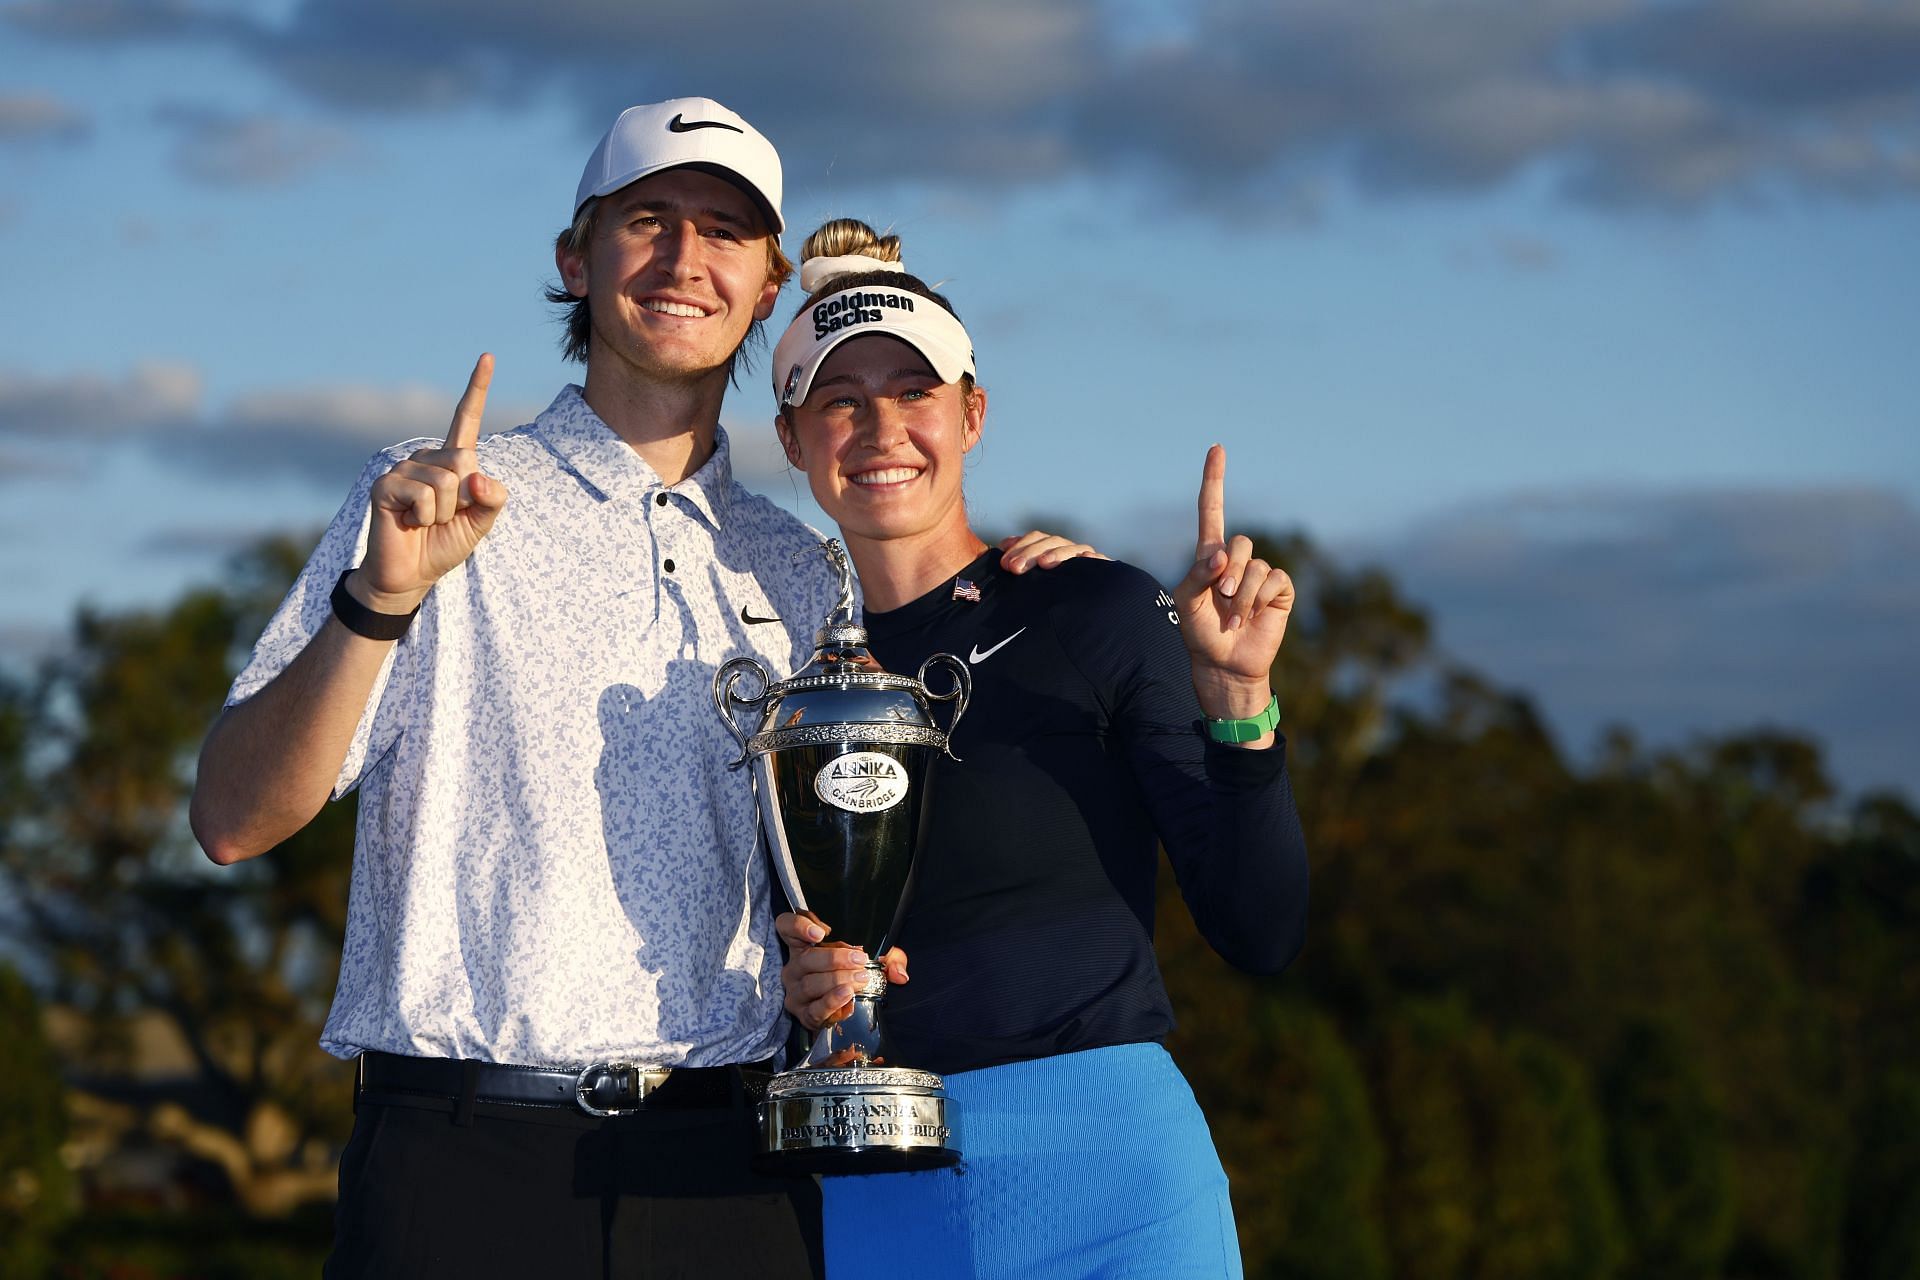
top-left (1155, 532), bottom-right (1917, 1280)
top-left (0, 535), bottom-right (355, 1222)
top-left (1508, 1035), bottom-right (1625, 1280)
top-left (1843, 1071), bottom-right (1920, 1280)
top-left (1161, 953), bottom-right (1387, 1280)
top-left (50, 1204), bottom-right (332, 1279)
top-left (1369, 1000), bottom-right (1482, 1280)
top-left (3, 525), bottom-right (1914, 1278)
top-left (1601, 1018), bottom-right (1736, 1279)
top-left (1244, 1001), bottom-right (1390, 1280)
top-left (1365, 1000), bottom-right (1622, 1280)
top-left (0, 966), bottom-right (76, 1276)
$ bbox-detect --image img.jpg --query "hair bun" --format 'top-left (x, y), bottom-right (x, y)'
top-left (797, 218), bottom-right (908, 293)
top-left (800, 217), bottom-right (903, 265)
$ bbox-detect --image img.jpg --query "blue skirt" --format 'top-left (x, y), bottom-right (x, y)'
top-left (822, 1043), bottom-right (1242, 1280)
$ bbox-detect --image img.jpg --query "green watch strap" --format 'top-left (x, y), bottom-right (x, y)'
top-left (1205, 693), bottom-right (1281, 744)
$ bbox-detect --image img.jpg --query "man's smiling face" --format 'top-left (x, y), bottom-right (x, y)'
top-left (558, 167), bottom-right (781, 385)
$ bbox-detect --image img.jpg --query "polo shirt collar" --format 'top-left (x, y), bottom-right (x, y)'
top-left (534, 385), bottom-right (736, 527)
top-left (678, 428), bottom-right (736, 529)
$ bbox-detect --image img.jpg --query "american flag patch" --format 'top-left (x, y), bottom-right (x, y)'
top-left (952, 578), bottom-right (982, 603)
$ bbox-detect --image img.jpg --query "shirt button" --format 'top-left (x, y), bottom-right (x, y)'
top-left (663, 559), bottom-right (675, 573)
top-left (655, 493), bottom-right (668, 507)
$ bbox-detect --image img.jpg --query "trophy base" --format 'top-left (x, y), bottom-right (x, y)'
top-left (756, 1066), bottom-right (960, 1175)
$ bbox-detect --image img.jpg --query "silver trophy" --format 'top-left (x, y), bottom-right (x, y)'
top-left (713, 539), bottom-right (970, 1174)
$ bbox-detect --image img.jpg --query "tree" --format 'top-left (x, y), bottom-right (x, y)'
top-left (0, 538), bottom-right (355, 1217)
top-left (1159, 921), bottom-right (1388, 1280)
top-left (1366, 999), bottom-right (1623, 1280)
top-left (6, 520), bottom-right (1913, 1280)
top-left (0, 965), bottom-right (75, 1275)
top-left (1601, 1018), bottom-right (1735, 1280)
top-left (1154, 527), bottom-right (1898, 1280)
top-left (1843, 1071), bottom-right (1920, 1280)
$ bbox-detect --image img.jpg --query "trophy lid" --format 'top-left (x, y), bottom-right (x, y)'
top-left (737, 539), bottom-right (950, 751)
top-left (712, 538), bottom-right (969, 763)
top-left (762, 625), bottom-right (934, 735)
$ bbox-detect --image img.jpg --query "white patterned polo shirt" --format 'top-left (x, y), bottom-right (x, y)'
top-left (228, 386), bottom-right (843, 1069)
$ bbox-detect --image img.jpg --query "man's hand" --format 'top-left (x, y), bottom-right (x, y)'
top-left (1173, 445), bottom-right (1294, 740)
top-left (351, 354), bottom-right (510, 613)
top-left (775, 911), bottom-right (909, 1032)
top-left (997, 530), bottom-right (1110, 574)
top-left (190, 355), bottom-right (512, 865)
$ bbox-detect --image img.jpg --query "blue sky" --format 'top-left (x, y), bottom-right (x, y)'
top-left (2, 0), bottom-right (1917, 795)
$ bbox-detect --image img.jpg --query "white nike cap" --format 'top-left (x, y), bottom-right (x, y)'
top-left (573, 97), bottom-right (784, 233)
top-left (772, 283), bottom-right (976, 409)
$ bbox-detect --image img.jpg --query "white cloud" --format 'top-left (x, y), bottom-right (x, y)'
top-left (0, 364), bottom-right (202, 436)
top-left (224, 383), bottom-right (464, 447)
top-left (0, 362), bottom-right (540, 483)
top-left (151, 103), bottom-right (351, 186)
top-left (15, 0), bottom-right (1920, 208)
top-left (0, 90), bottom-right (91, 141)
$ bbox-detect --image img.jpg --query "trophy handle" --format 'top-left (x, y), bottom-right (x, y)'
top-left (714, 656), bottom-right (771, 769)
top-left (917, 653), bottom-right (972, 762)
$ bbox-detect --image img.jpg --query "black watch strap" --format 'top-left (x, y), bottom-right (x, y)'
top-left (330, 568), bottom-right (419, 641)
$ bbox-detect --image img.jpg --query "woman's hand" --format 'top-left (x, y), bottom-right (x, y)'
top-left (1172, 445), bottom-right (1294, 742)
top-left (774, 911), bottom-right (909, 1032)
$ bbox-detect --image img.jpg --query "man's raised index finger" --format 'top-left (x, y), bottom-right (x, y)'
top-left (445, 352), bottom-right (493, 450)
top-left (1197, 443), bottom-right (1227, 552)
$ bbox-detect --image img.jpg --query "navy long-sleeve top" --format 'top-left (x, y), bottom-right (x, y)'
top-left (859, 550), bottom-right (1310, 1077)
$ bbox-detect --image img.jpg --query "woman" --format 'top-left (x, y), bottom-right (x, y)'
top-left (770, 220), bottom-right (1308, 1279)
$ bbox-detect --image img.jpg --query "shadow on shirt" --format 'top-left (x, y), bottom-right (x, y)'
top-left (593, 658), bottom-right (767, 1048)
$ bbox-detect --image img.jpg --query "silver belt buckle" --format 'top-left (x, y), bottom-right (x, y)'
top-left (574, 1062), bottom-right (675, 1116)
top-left (575, 1062), bottom-right (640, 1116)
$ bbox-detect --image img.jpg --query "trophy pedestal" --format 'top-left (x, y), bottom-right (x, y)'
top-left (758, 1066), bottom-right (959, 1174)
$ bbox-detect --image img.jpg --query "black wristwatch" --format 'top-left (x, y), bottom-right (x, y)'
top-left (330, 568), bottom-right (420, 641)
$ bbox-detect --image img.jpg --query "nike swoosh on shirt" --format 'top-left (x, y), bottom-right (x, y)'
top-left (741, 607), bottom-right (783, 625)
top-left (668, 114), bottom-right (744, 134)
top-left (969, 628), bottom-right (1027, 664)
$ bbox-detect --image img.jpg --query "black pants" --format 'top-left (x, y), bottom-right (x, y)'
top-left (324, 1077), bottom-right (824, 1278)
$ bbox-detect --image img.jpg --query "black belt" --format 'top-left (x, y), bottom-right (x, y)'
top-left (356, 1051), bottom-right (772, 1116)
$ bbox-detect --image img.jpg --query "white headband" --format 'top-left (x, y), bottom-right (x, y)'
top-left (772, 283), bottom-right (976, 410)
top-left (798, 253), bottom-right (909, 294)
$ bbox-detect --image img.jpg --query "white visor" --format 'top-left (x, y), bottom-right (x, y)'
top-left (772, 285), bottom-right (976, 410)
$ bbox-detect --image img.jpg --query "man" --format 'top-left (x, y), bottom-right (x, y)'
top-left (193, 96), bottom-right (1086, 1278)
top-left (191, 96), bottom-right (835, 1277)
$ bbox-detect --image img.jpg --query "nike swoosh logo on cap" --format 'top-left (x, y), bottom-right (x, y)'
top-left (741, 607), bottom-right (783, 625)
top-left (969, 628), bottom-right (1026, 664)
top-left (668, 114), bottom-right (744, 134)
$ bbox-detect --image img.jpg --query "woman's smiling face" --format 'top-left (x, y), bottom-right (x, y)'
top-left (777, 334), bottom-right (985, 550)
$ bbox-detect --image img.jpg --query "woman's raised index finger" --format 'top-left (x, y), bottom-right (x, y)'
top-left (444, 353), bottom-right (493, 450)
top-left (1196, 443), bottom-right (1227, 553)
